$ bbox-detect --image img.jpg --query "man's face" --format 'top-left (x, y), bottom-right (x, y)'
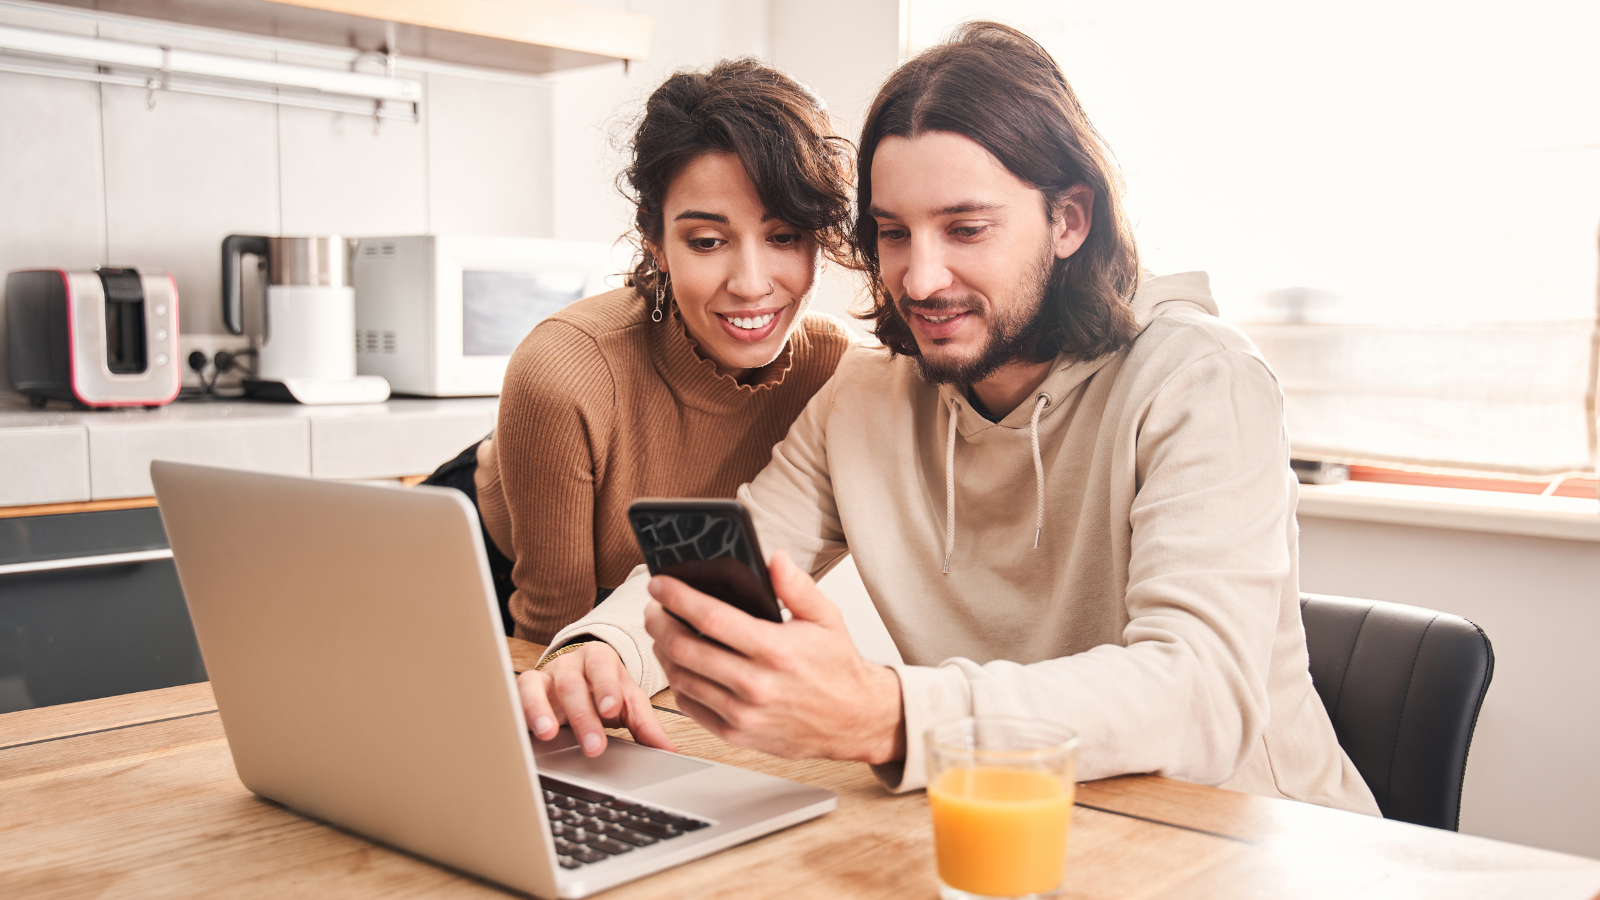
top-left (869, 132), bottom-right (1083, 385)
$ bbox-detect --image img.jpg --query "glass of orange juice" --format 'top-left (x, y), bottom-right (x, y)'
top-left (927, 717), bottom-right (1079, 900)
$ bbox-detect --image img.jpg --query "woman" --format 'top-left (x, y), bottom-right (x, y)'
top-left (473, 59), bottom-right (857, 645)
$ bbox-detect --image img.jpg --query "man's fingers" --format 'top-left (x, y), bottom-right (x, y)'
top-left (767, 550), bottom-right (840, 628)
top-left (517, 670), bottom-right (562, 740)
top-left (550, 666), bottom-right (608, 757)
top-left (647, 599), bottom-right (765, 699)
top-left (674, 692), bottom-right (733, 740)
top-left (665, 656), bottom-right (746, 725)
top-left (648, 576), bottom-right (771, 657)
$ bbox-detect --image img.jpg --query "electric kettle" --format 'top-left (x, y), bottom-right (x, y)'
top-left (222, 235), bottom-right (389, 405)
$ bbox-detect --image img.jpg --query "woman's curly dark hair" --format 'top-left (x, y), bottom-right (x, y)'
top-left (621, 58), bottom-right (859, 307)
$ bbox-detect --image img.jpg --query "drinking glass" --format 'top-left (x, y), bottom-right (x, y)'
top-left (926, 717), bottom-right (1079, 900)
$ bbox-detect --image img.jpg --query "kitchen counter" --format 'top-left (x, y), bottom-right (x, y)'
top-left (0, 395), bottom-right (498, 505)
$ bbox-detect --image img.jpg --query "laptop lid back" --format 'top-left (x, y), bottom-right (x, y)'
top-left (152, 461), bottom-right (557, 898)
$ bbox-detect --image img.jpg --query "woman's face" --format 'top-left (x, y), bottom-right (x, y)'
top-left (651, 152), bottom-right (819, 379)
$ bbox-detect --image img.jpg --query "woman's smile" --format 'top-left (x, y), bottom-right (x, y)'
top-left (715, 307), bottom-right (787, 342)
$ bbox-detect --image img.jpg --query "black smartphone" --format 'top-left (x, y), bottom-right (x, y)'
top-left (627, 498), bottom-right (784, 624)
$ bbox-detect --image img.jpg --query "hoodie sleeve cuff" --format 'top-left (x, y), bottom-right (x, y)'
top-left (540, 565), bottom-right (667, 696)
top-left (539, 622), bottom-right (644, 677)
top-left (870, 662), bottom-right (974, 793)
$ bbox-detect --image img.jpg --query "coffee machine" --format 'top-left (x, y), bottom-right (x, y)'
top-left (222, 235), bottom-right (389, 405)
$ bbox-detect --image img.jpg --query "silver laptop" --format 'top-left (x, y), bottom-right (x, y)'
top-left (151, 461), bottom-right (835, 899)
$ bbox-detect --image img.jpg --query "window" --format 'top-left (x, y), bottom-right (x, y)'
top-left (907, 0), bottom-right (1600, 473)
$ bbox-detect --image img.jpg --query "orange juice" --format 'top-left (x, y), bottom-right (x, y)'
top-left (928, 766), bottom-right (1074, 897)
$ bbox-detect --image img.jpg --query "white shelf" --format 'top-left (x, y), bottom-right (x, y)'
top-left (1298, 479), bottom-right (1600, 543)
top-left (31, 0), bottom-right (651, 74)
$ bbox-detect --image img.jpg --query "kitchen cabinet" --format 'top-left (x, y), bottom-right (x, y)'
top-left (39, 0), bottom-right (652, 74)
top-left (0, 507), bottom-right (203, 713)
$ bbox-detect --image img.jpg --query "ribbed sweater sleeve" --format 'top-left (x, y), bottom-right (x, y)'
top-left (497, 320), bottom-right (616, 644)
top-left (474, 438), bottom-right (512, 557)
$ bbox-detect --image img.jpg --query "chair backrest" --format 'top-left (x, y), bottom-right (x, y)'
top-left (1299, 593), bottom-right (1494, 831)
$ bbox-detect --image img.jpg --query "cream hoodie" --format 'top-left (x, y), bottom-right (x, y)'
top-left (548, 271), bottom-right (1380, 816)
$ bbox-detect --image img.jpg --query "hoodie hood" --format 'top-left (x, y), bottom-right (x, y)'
top-left (1130, 270), bottom-right (1220, 329)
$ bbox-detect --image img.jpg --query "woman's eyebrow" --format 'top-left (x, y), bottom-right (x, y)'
top-left (673, 210), bottom-right (780, 224)
top-left (674, 210), bottom-right (728, 223)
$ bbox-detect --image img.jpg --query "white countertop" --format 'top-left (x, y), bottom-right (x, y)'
top-left (0, 395), bottom-right (499, 505)
top-left (0, 394), bottom-right (500, 427)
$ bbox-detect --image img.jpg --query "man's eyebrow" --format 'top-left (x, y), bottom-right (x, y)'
top-left (868, 202), bottom-right (1003, 219)
top-left (674, 210), bottom-right (729, 224)
top-left (937, 202), bottom-right (1003, 215)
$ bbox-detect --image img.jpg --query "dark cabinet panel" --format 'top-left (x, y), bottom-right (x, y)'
top-left (0, 508), bottom-right (205, 712)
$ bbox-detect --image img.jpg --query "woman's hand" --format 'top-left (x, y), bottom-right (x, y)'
top-left (516, 642), bottom-right (678, 757)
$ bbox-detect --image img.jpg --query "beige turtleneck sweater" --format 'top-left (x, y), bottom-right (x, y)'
top-left (477, 287), bottom-right (852, 644)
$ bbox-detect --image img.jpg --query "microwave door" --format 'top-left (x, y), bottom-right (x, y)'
top-left (461, 269), bottom-right (586, 358)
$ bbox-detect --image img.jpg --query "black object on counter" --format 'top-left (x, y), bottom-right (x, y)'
top-left (1292, 458), bottom-right (1351, 485)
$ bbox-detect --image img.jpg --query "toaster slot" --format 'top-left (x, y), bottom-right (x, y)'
top-left (99, 268), bottom-right (148, 375)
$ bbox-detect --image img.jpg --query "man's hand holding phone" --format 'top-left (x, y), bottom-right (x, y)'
top-left (643, 551), bottom-right (906, 766)
top-left (516, 643), bottom-right (677, 758)
top-left (517, 499), bottom-right (903, 766)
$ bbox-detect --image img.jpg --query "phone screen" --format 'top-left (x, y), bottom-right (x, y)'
top-left (628, 501), bottom-right (782, 623)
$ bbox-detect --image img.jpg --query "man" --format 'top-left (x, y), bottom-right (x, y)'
top-left (518, 22), bottom-right (1378, 814)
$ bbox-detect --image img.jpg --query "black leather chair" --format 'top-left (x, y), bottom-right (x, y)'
top-left (1299, 593), bottom-right (1494, 831)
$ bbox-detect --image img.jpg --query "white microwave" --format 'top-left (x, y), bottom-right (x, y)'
top-left (352, 235), bottom-right (621, 396)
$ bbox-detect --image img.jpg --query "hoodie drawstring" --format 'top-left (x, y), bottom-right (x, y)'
top-left (942, 392), bottom-right (1052, 574)
top-left (1029, 392), bottom-right (1050, 548)
top-left (943, 397), bottom-right (958, 574)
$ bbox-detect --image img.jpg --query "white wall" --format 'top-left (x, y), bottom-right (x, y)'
top-left (767, 0), bottom-right (903, 326)
top-left (1299, 515), bottom-right (1600, 859)
top-left (0, 5), bottom-right (556, 394)
top-left (549, 0), bottom-right (771, 249)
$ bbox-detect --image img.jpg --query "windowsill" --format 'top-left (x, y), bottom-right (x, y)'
top-left (1297, 479), bottom-right (1600, 543)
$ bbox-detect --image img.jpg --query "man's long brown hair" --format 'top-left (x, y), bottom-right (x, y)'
top-left (855, 22), bottom-right (1141, 362)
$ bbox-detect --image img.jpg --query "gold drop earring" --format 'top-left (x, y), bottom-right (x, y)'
top-left (652, 271), bottom-right (669, 323)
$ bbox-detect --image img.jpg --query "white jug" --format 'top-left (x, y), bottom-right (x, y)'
top-left (222, 235), bottom-right (389, 404)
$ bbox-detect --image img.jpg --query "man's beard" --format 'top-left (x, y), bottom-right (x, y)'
top-left (898, 252), bottom-right (1053, 386)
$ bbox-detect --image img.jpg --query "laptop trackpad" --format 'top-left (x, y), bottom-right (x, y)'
top-left (538, 740), bottom-right (712, 791)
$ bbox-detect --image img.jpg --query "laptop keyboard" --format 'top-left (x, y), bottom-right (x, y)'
top-left (540, 775), bottom-right (710, 870)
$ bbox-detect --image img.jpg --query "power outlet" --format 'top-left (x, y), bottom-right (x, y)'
top-left (178, 333), bottom-right (253, 391)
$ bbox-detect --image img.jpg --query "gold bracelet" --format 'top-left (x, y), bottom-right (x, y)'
top-left (534, 640), bottom-right (593, 671)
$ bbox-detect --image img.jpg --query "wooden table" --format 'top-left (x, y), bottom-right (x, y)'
top-left (3, 639), bottom-right (1598, 899)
